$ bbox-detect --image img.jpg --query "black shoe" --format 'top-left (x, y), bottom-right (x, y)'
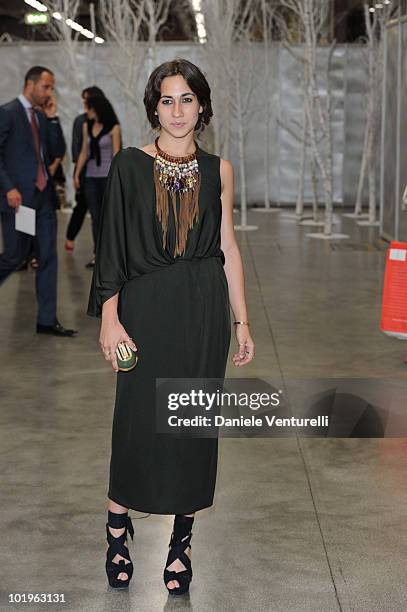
top-left (15, 260), bottom-right (28, 271)
top-left (36, 320), bottom-right (78, 337)
top-left (106, 511), bottom-right (135, 589)
top-left (85, 259), bottom-right (95, 268)
top-left (163, 515), bottom-right (194, 596)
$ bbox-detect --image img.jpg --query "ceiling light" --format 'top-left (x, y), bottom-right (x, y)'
top-left (67, 19), bottom-right (83, 32)
top-left (24, 0), bottom-right (47, 11)
top-left (81, 28), bottom-right (94, 39)
top-left (24, 1), bottom-right (104, 43)
top-left (25, 12), bottom-right (49, 25)
top-left (191, 2), bottom-right (206, 44)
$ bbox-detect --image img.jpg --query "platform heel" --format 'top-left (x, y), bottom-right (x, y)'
top-left (105, 510), bottom-right (135, 589)
top-left (163, 514), bottom-right (194, 596)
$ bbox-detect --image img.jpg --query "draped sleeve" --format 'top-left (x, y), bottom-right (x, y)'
top-left (87, 151), bottom-right (128, 318)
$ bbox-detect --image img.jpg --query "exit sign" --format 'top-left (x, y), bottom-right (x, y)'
top-left (24, 12), bottom-right (49, 25)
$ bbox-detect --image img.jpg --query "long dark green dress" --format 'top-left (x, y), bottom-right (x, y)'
top-left (87, 146), bottom-right (231, 514)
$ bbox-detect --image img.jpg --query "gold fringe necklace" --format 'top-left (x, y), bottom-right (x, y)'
top-left (153, 137), bottom-right (201, 258)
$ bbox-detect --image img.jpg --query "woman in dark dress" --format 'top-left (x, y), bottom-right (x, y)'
top-left (87, 59), bottom-right (255, 594)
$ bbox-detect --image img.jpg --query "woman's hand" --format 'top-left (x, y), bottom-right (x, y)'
top-left (73, 174), bottom-right (80, 191)
top-left (99, 320), bottom-right (138, 372)
top-left (232, 324), bottom-right (255, 367)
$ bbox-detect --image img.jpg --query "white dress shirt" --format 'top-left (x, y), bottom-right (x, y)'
top-left (18, 93), bottom-right (35, 124)
top-left (18, 93), bottom-right (47, 173)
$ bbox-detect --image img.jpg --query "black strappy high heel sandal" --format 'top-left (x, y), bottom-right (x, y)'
top-left (163, 514), bottom-right (194, 596)
top-left (105, 510), bottom-right (135, 589)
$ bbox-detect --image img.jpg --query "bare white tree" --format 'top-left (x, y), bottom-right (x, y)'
top-left (275, 1), bottom-right (320, 221)
top-left (43, 0), bottom-right (84, 126)
top-left (202, 0), bottom-right (259, 230)
top-left (353, 2), bottom-right (392, 226)
top-left (142, 0), bottom-right (172, 65)
top-left (275, 14), bottom-right (310, 220)
top-left (98, 0), bottom-right (148, 147)
top-left (99, 0), bottom-right (171, 147)
top-left (231, 38), bottom-right (259, 229)
top-left (231, 3), bottom-right (259, 228)
top-left (201, 0), bottom-right (237, 159)
top-left (259, 0), bottom-right (280, 211)
top-left (43, 0), bottom-right (92, 207)
top-left (278, 0), bottom-right (343, 237)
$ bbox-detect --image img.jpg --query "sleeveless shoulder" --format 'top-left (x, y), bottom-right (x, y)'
top-left (196, 146), bottom-right (221, 195)
top-left (196, 146), bottom-right (219, 162)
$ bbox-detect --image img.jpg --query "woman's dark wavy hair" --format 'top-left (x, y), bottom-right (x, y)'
top-left (143, 58), bottom-right (213, 134)
top-left (86, 95), bottom-right (119, 132)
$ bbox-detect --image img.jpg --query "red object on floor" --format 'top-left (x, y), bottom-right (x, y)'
top-left (380, 241), bottom-right (407, 338)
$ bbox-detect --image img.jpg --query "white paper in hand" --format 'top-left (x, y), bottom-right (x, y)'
top-left (15, 205), bottom-right (36, 236)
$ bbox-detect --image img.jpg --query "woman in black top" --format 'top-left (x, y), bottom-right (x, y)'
top-left (65, 86), bottom-right (105, 253)
top-left (74, 96), bottom-right (121, 267)
top-left (88, 59), bottom-right (255, 595)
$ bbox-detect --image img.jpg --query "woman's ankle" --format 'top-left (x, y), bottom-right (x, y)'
top-left (108, 500), bottom-right (129, 514)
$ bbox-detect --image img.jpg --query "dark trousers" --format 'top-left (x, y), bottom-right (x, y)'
top-left (0, 184), bottom-right (57, 326)
top-left (84, 176), bottom-right (108, 254)
top-left (66, 183), bottom-right (87, 242)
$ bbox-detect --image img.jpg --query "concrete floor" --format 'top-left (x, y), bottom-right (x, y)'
top-left (1, 208), bottom-right (407, 612)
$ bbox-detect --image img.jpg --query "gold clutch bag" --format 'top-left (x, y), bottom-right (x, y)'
top-left (116, 342), bottom-right (138, 372)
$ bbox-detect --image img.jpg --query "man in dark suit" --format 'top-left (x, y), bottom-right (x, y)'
top-left (0, 65), bottom-right (77, 337)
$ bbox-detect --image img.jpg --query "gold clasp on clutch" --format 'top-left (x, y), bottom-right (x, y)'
top-left (116, 342), bottom-right (138, 372)
top-left (117, 342), bottom-right (133, 362)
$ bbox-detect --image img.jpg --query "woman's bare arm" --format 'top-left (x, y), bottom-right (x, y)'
top-left (111, 124), bottom-right (121, 156)
top-left (73, 121), bottom-right (89, 187)
top-left (220, 158), bottom-right (255, 366)
top-left (100, 294), bottom-right (137, 372)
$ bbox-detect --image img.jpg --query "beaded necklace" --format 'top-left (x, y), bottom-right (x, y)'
top-left (153, 137), bottom-right (201, 258)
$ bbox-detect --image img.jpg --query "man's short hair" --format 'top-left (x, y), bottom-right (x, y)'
top-left (24, 66), bottom-right (54, 86)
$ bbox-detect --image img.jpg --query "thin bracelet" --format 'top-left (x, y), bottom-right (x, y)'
top-left (233, 321), bottom-right (250, 326)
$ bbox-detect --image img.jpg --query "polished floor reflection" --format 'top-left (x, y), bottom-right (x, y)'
top-left (1, 209), bottom-right (406, 612)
